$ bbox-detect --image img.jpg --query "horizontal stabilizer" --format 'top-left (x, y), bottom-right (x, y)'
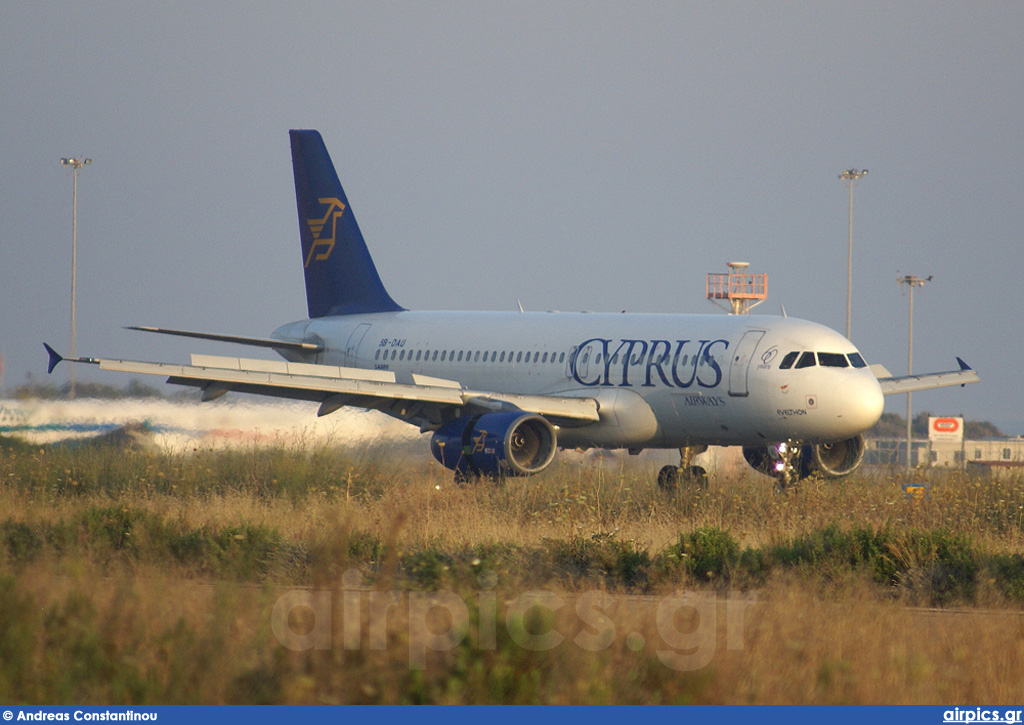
top-left (126, 326), bottom-right (322, 353)
top-left (876, 359), bottom-right (980, 395)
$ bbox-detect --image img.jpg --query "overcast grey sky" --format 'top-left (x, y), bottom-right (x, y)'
top-left (2, 2), bottom-right (1022, 430)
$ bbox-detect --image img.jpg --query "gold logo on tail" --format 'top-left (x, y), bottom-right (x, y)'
top-left (304, 197), bottom-right (346, 268)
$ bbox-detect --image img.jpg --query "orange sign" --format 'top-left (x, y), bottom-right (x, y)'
top-left (929, 416), bottom-right (963, 442)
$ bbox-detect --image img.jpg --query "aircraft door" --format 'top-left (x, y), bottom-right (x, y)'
top-left (728, 330), bottom-right (765, 397)
top-left (343, 323), bottom-right (372, 367)
top-left (568, 343), bottom-right (595, 381)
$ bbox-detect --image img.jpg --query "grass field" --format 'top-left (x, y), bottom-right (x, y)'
top-left (2, 434), bottom-right (1024, 704)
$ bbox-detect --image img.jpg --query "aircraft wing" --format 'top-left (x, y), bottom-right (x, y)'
top-left (874, 357), bottom-right (980, 396)
top-left (44, 346), bottom-right (599, 430)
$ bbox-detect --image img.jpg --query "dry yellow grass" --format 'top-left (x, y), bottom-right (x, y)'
top-left (3, 440), bottom-right (1024, 703)
top-left (5, 561), bottom-right (1024, 704)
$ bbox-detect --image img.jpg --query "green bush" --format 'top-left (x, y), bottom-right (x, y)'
top-left (656, 527), bottom-right (740, 583)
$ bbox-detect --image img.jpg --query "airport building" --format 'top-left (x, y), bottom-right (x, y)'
top-left (866, 416), bottom-right (1024, 478)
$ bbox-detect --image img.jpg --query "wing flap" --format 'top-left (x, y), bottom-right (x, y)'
top-left (463, 392), bottom-right (600, 425)
top-left (189, 353), bottom-right (397, 383)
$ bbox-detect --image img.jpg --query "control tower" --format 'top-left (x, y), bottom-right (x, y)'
top-left (706, 262), bottom-right (767, 315)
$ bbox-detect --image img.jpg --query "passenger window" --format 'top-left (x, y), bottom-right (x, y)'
top-left (559, 352), bottom-right (565, 363)
top-left (517, 352), bottom-right (523, 363)
top-left (795, 352), bottom-right (816, 369)
top-left (416, 350), bottom-right (422, 361)
top-left (818, 352), bottom-right (849, 368)
top-left (474, 351), bottom-right (481, 362)
top-left (779, 351), bottom-right (799, 369)
top-left (847, 352), bottom-right (867, 368)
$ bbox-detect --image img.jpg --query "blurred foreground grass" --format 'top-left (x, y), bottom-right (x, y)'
top-left (3, 436), bottom-right (1024, 703)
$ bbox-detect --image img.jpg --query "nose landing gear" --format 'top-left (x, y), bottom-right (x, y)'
top-left (657, 445), bottom-right (709, 491)
top-left (768, 440), bottom-right (800, 490)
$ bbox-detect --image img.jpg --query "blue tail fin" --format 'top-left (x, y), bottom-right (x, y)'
top-left (289, 130), bottom-right (404, 317)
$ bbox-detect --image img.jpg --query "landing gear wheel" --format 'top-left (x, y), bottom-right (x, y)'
top-left (658, 445), bottom-right (711, 491)
top-left (657, 464), bottom-right (709, 491)
top-left (657, 465), bottom-right (679, 491)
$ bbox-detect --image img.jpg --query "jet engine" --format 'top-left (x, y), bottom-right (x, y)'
top-left (807, 434), bottom-right (866, 478)
top-left (430, 411), bottom-right (558, 479)
top-left (742, 433), bottom-right (866, 481)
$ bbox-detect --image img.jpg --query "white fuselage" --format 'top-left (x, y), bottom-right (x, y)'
top-left (273, 311), bottom-right (884, 450)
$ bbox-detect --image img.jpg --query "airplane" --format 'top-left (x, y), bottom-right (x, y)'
top-left (45, 129), bottom-right (980, 488)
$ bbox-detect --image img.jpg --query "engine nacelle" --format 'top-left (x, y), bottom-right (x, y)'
top-left (741, 445), bottom-right (780, 478)
top-left (430, 411), bottom-right (558, 478)
top-left (742, 434), bottom-right (866, 481)
top-left (807, 434), bottom-right (866, 478)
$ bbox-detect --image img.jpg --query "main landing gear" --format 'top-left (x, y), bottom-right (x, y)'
top-left (657, 445), bottom-right (709, 491)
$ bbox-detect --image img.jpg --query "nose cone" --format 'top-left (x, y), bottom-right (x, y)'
top-left (842, 373), bottom-right (885, 434)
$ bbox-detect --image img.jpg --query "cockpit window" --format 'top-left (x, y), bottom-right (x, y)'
top-left (847, 352), bottom-right (867, 368)
top-left (779, 351), bottom-right (799, 370)
top-left (794, 352), bottom-right (817, 369)
top-left (818, 352), bottom-right (849, 368)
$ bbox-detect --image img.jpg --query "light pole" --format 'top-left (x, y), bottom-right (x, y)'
top-left (839, 169), bottom-right (868, 340)
top-left (898, 273), bottom-right (932, 472)
top-left (60, 156), bottom-right (91, 399)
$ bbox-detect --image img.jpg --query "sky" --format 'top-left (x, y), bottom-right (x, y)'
top-left (2, 2), bottom-right (1022, 432)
